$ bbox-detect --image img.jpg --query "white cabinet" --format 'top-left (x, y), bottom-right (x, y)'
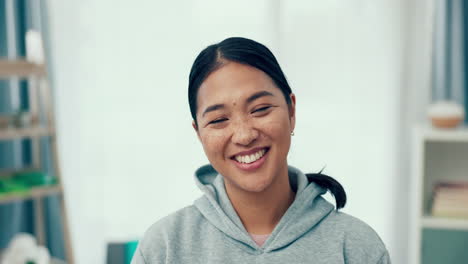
top-left (409, 125), bottom-right (468, 264)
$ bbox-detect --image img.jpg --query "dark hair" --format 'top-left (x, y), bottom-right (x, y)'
top-left (306, 170), bottom-right (347, 210)
top-left (188, 37), bottom-right (346, 210)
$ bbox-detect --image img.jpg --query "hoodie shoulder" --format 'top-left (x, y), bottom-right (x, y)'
top-left (133, 205), bottom-right (204, 264)
top-left (325, 211), bottom-right (390, 264)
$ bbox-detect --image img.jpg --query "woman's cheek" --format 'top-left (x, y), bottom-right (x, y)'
top-left (201, 130), bottom-right (228, 156)
top-left (258, 113), bottom-right (291, 135)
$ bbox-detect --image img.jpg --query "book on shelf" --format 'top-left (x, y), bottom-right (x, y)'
top-left (431, 181), bottom-right (468, 219)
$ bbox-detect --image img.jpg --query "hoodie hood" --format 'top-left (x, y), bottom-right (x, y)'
top-left (193, 164), bottom-right (335, 253)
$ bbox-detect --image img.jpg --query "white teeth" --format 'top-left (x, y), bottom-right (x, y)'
top-left (234, 149), bottom-right (267, 164)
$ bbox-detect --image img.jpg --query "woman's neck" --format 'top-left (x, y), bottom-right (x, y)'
top-left (224, 166), bottom-right (295, 235)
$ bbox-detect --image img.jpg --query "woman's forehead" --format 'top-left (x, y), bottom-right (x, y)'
top-left (197, 62), bottom-right (280, 105)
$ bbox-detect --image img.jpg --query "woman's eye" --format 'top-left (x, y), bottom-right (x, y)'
top-left (209, 118), bottom-right (227, 125)
top-left (252, 106), bottom-right (271, 113)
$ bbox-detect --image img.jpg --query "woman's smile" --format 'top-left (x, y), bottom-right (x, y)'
top-left (230, 147), bottom-right (270, 172)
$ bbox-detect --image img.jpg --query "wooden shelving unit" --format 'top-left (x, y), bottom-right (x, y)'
top-left (0, 59), bottom-right (46, 78)
top-left (0, 185), bottom-right (62, 204)
top-left (0, 126), bottom-right (53, 140)
top-left (409, 125), bottom-right (468, 264)
top-left (0, 58), bottom-right (74, 263)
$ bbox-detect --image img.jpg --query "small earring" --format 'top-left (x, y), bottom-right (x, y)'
top-left (291, 131), bottom-right (295, 136)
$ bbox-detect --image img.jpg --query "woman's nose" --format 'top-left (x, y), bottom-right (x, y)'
top-left (231, 120), bottom-right (259, 146)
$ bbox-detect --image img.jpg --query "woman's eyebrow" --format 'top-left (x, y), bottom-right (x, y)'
top-left (202, 91), bottom-right (274, 117)
top-left (202, 104), bottom-right (225, 117)
top-left (246, 91), bottom-right (274, 104)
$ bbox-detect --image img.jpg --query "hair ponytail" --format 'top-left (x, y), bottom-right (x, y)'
top-left (306, 170), bottom-right (347, 210)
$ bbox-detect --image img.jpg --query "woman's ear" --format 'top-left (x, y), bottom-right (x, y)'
top-left (289, 93), bottom-right (296, 132)
top-left (192, 120), bottom-right (201, 142)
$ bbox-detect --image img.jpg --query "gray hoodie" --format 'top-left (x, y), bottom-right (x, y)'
top-left (132, 165), bottom-right (390, 263)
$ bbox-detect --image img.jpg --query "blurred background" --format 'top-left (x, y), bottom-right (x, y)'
top-left (1, 0), bottom-right (468, 263)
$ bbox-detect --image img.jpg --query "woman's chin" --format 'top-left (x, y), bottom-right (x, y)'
top-left (229, 176), bottom-right (274, 194)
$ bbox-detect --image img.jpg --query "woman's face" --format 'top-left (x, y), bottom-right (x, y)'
top-left (194, 62), bottom-right (295, 193)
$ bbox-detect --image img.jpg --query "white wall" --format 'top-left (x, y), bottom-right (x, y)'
top-left (279, 0), bottom-right (405, 262)
top-left (400, 0), bottom-right (435, 262)
top-left (47, 1), bottom-right (428, 263)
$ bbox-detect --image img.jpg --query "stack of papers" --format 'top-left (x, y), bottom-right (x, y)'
top-left (432, 181), bottom-right (468, 219)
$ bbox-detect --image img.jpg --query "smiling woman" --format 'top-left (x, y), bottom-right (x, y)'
top-left (131, 37), bottom-right (390, 264)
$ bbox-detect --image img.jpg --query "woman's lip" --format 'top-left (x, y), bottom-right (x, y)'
top-left (230, 146), bottom-right (269, 159)
top-left (231, 148), bottom-right (269, 172)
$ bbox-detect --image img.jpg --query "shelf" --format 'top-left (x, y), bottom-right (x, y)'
top-left (0, 59), bottom-right (46, 78)
top-left (0, 167), bottom-right (39, 177)
top-left (0, 252), bottom-right (66, 264)
top-left (416, 125), bottom-right (468, 142)
top-left (0, 185), bottom-right (62, 204)
top-left (422, 216), bottom-right (468, 231)
top-left (0, 126), bottom-right (53, 140)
